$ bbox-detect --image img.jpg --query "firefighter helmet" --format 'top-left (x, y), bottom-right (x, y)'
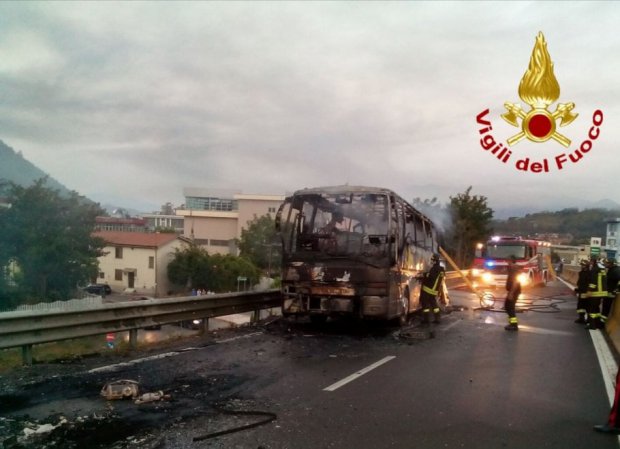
top-left (431, 253), bottom-right (440, 263)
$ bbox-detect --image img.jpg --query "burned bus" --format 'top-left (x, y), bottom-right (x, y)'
top-left (275, 185), bottom-right (440, 324)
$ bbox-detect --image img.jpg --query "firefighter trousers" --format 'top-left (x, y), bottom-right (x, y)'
top-left (505, 288), bottom-right (519, 326)
top-left (601, 294), bottom-right (616, 326)
top-left (587, 297), bottom-right (602, 328)
top-left (576, 294), bottom-right (588, 321)
top-left (420, 292), bottom-right (440, 323)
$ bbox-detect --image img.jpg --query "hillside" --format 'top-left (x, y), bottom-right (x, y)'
top-left (492, 208), bottom-right (620, 245)
top-left (0, 139), bottom-right (72, 196)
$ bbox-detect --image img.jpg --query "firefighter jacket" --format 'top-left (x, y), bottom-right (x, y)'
top-left (608, 265), bottom-right (620, 296)
top-left (422, 263), bottom-right (445, 297)
top-left (576, 268), bottom-right (590, 295)
top-left (505, 263), bottom-right (522, 296)
top-left (588, 264), bottom-right (608, 298)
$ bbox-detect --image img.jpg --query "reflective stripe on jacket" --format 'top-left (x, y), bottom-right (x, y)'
top-left (588, 268), bottom-right (608, 298)
top-left (422, 265), bottom-right (445, 296)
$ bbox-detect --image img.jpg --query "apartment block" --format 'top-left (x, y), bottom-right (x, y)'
top-left (175, 188), bottom-right (284, 255)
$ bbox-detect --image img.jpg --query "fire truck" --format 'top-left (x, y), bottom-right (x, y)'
top-left (470, 236), bottom-right (551, 288)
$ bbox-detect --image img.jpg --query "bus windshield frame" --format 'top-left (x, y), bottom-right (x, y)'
top-left (278, 191), bottom-right (392, 265)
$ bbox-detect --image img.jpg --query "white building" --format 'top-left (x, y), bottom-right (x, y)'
top-left (94, 231), bottom-right (189, 297)
top-left (175, 188), bottom-right (284, 255)
top-left (606, 218), bottom-right (620, 262)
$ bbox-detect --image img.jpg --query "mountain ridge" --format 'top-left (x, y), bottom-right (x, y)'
top-left (0, 139), bottom-right (72, 196)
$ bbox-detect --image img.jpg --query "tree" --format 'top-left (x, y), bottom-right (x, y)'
top-left (237, 214), bottom-right (281, 276)
top-left (167, 244), bottom-right (211, 290)
top-left (446, 187), bottom-right (494, 268)
top-left (0, 179), bottom-right (105, 302)
top-left (492, 207), bottom-right (617, 245)
top-left (167, 245), bottom-right (261, 293)
top-left (208, 254), bottom-right (260, 292)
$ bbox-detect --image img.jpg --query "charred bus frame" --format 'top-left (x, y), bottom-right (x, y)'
top-left (275, 185), bottom-right (440, 324)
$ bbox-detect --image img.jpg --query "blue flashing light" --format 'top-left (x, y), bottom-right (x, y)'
top-left (485, 260), bottom-right (495, 267)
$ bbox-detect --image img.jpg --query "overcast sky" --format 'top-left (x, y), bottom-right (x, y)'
top-left (1, 1), bottom-right (618, 217)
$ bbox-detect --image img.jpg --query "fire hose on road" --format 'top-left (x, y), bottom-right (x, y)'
top-left (438, 247), bottom-right (561, 312)
top-left (439, 247), bottom-right (494, 309)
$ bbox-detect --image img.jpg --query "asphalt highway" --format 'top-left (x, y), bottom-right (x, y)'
top-left (0, 280), bottom-right (617, 449)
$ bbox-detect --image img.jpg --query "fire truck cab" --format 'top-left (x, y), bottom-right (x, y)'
top-left (471, 236), bottom-right (551, 289)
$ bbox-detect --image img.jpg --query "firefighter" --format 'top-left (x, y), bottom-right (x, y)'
top-left (587, 255), bottom-right (608, 330)
top-left (504, 255), bottom-right (521, 331)
top-left (419, 253), bottom-right (445, 325)
top-left (601, 258), bottom-right (620, 329)
top-left (574, 259), bottom-right (590, 324)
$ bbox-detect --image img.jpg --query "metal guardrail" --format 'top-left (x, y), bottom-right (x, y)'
top-left (0, 272), bottom-right (467, 365)
top-left (0, 290), bottom-right (281, 364)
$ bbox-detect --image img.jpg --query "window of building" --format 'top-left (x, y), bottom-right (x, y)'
top-left (115, 247), bottom-right (123, 259)
top-left (186, 196), bottom-right (237, 211)
top-left (98, 272), bottom-right (105, 279)
top-left (149, 256), bottom-right (154, 269)
top-left (115, 269), bottom-right (123, 281)
top-left (210, 239), bottom-right (230, 247)
top-left (268, 207), bottom-right (276, 213)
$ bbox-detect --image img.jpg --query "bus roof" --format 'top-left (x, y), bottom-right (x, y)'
top-left (291, 185), bottom-right (396, 196)
top-left (288, 185), bottom-right (436, 226)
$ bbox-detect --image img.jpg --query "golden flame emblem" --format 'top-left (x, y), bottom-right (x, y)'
top-left (502, 32), bottom-right (578, 147)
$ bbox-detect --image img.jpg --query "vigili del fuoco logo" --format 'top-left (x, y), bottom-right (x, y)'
top-left (476, 32), bottom-right (603, 173)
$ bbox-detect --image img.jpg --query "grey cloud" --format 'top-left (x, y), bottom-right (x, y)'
top-left (0, 2), bottom-right (618, 214)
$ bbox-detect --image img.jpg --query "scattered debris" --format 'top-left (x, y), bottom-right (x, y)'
top-left (193, 400), bottom-right (277, 442)
top-left (398, 328), bottom-right (434, 340)
top-left (100, 379), bottom-right (140, 400)
top-left (22, 417), bottom-right (68, 438)
top-left (134, 390), bottom-right (170, 404)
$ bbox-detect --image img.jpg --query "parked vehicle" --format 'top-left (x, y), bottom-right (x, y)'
top-left (83, 284), bottom-right (112, 296)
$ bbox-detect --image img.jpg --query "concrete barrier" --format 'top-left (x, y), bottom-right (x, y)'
top-left (605, 295), bottom-right (620, 350)
top-left (561, 265), bottom-right (579, 284)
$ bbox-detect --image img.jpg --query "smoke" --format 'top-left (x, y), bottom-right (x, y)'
top-left (411, 198), bottom-right (453, 238)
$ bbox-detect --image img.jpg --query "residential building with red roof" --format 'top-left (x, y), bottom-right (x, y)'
top-left (93, 231), bottom-right (189, 297)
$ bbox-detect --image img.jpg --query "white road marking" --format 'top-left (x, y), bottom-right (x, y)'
top-left (513, 325), bottom-right (574, 336)
top-left (439, 320), bottom-right (461, 333)
top-left (590, 329), bottom-right (617, 405)
top-left (323, 356), bottom-right (396, 392)
top-left (559, 278), bottom-right (618, 406)
top-left (89, 331), bottom-right (263, 373)
top-left (215, 331), bottom-right (263, 343)
top-left (89, 351), bottom-right (182, 373)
